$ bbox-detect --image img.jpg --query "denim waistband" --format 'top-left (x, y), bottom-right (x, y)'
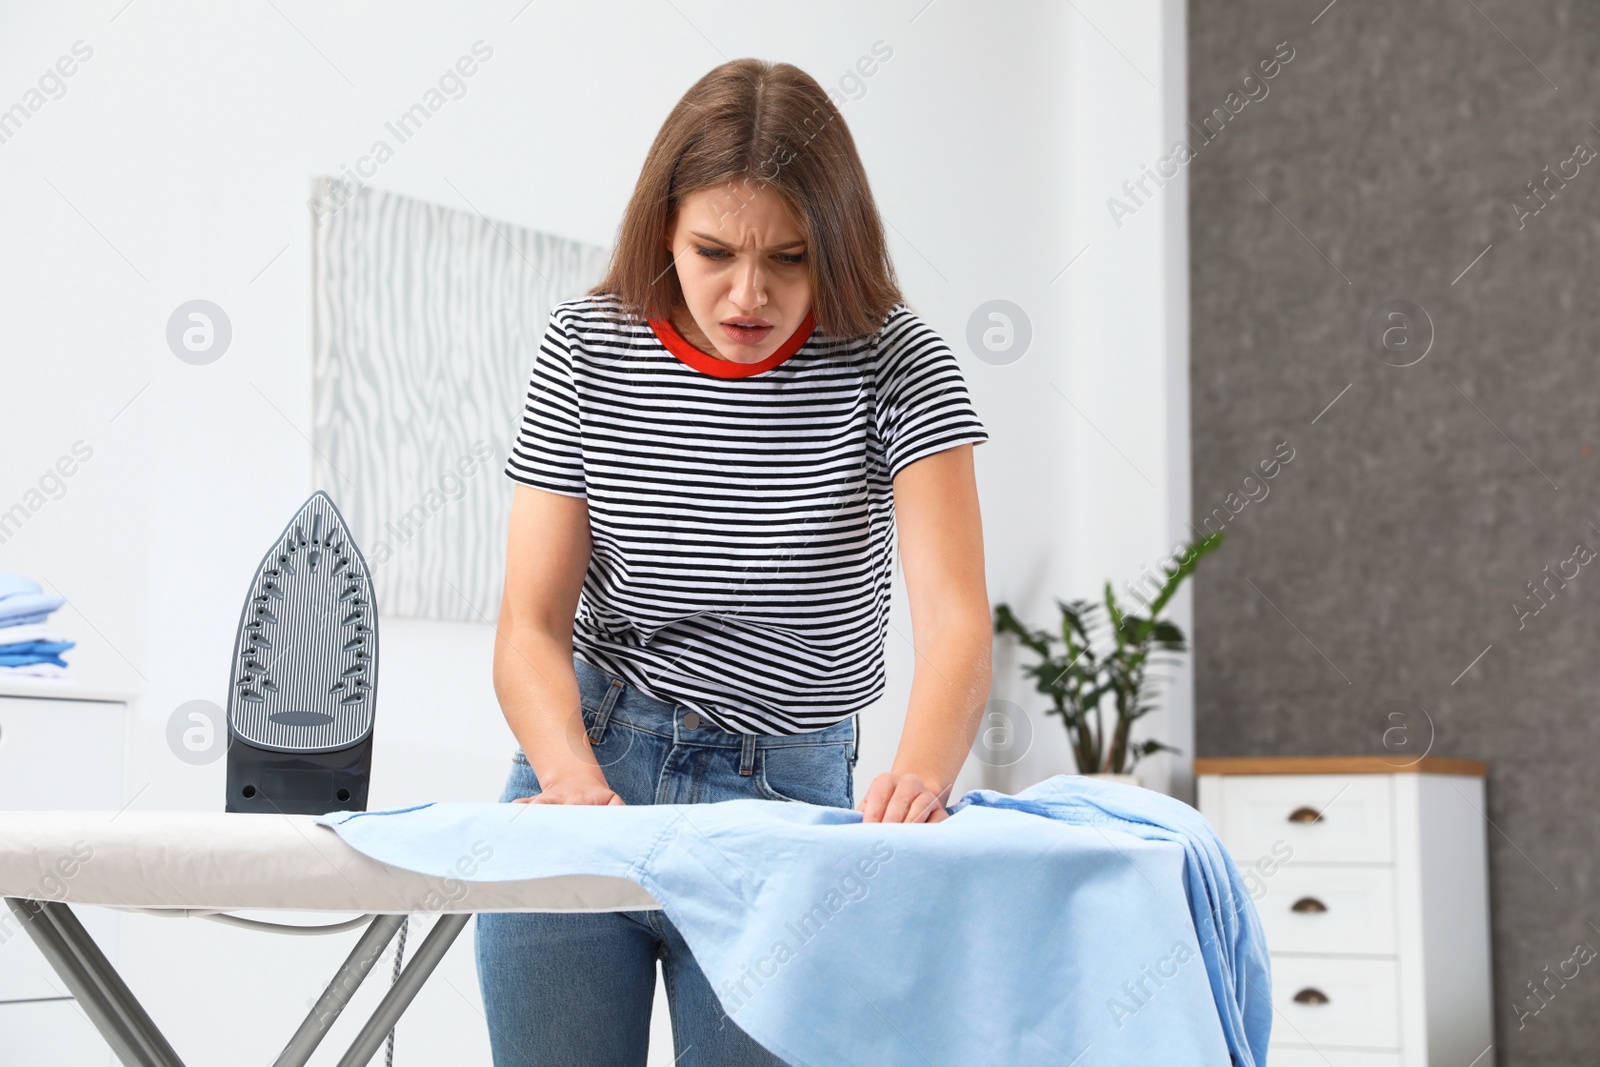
top-left (573, 654), bottom-right (857, 756)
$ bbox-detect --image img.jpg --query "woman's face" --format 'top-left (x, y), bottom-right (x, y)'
top-left (663, 182), bottom-right (813, 364)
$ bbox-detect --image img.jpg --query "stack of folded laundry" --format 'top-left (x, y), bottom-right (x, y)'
top-left (0, 573), bottom-right (75, 682)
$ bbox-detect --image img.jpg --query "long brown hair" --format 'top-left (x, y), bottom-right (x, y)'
top-left (589, 58), bottom-right (902, 340)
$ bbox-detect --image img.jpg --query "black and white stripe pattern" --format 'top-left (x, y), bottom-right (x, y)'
top-left (505, 293), bottom-right (987, 735)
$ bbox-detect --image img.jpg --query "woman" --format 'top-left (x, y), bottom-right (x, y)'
top-left (475, 57), bottom-right (991, 1066)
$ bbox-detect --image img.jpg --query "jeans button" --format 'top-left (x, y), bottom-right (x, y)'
top-left (682, 711), bottom-right (701, 730)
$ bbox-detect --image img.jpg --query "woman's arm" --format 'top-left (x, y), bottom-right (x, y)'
top-left (494, 483), bottom-right (622, 805)
top-left (858, 443), bottom-right (991, 824)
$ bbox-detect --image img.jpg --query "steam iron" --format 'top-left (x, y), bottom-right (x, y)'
top-left (225, 490), bottom-right (378, 814)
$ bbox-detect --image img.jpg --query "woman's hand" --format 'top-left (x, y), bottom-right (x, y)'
top-left (513, 771), bottom-right (625, 806)
top-left (856, 771), bottom-right (949, 823)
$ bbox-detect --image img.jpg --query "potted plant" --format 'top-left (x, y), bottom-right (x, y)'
top-left (993, 533), bottom-right (1223, 785)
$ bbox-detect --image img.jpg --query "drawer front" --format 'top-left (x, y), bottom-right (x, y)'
top-left (1219, 775), bottom-right (1393, 865)
top-left (0, 699), bottom-right (125, 810)
top-left (1269, 1048), bottom-right (1403, 1067)
top-left (1270, 955), bottom-right (1401, 1050)
top-left (1256, 865), bottom-right (1397, 956)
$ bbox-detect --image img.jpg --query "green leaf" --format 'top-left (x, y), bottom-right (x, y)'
top-left (1150, 620), bottom-right (1185, 646)
top-left (1141, 533), bottom-right (1224, 618)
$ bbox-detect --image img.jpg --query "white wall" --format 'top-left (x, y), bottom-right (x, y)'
top-left (0, 1), bottom-right (1187, 1062)
top-left (958, 0), bottom-right (1192, 802)
top-left (1063, 0), bottom-right (1194, 802)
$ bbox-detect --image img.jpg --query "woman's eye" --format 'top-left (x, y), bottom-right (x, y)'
top-left (692, 246), bottom-right (805, 265)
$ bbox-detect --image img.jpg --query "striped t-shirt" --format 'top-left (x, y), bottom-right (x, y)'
top-left (504, 292), bottom-right (988, 735)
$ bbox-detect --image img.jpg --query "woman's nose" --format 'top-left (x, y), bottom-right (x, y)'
top-left (728, 260), bottom-right (767, 309)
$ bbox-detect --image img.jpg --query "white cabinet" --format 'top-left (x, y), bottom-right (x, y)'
top-left (1197, 757), bottom-right (1495, 1067)
top-left (0, 680), bottom-right (134, 1067)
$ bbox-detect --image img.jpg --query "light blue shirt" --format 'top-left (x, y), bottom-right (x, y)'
top-left (319, 774), bottom-right (1270, 1066)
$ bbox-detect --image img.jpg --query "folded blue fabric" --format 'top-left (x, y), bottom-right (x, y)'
top-left (0, 640), bottom-right (75, 655)
top-left (0, 593), bottom-right (64, 625)
top-left (0, 612), bottom-right (55, 629)
top-left (0, 652), bottom-right (68, 667)
top-left (318, 774), bottom-right (1269, 1066)
top-left (0, 573), bottom-right (42, 600)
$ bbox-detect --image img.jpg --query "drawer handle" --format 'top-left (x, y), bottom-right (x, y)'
top-left (1287, 806), bottom-right (1323, 824)
top-left (1292, 987), bottom-right (1330, 1006)
top-left (1290, 896), bottom-right (1328, 914)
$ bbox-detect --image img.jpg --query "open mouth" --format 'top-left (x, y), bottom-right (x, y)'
top-left (719, 320), bottom-right (774, 346)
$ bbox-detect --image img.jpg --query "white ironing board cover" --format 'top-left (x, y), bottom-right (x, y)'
top-left (0, 810), bottom-right (660, 914)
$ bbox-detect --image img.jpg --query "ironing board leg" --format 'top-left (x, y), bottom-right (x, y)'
top-left (3, 897), bottom-right (187, 1067)
top-left (273, 913), bottom-right (408, 1067)
top-left (332, 912), bottom-right (472, 1067)
top-left (4, 898), bottom-right (471, 1067)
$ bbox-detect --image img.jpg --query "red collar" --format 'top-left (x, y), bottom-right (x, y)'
top-left (648, 309), bottom-right (817, 378)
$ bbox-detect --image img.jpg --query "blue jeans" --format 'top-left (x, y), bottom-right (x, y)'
top-left (474, 655), bottom-right (860, 1067)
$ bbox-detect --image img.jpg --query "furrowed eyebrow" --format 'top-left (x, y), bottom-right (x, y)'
top-left (689, 231), bottom-right (806, 252)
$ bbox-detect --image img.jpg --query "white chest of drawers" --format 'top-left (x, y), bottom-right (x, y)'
top-left (0, 679), bottom-right (135, 1066)
top-left (1196, 756), bottom-right (1495, 1067)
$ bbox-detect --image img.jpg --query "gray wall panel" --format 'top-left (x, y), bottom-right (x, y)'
top-left (1190, 0), bottom-right (1600, 1055)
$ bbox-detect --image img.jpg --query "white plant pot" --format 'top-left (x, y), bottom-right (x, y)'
top-left (1078, 772), bottom-right (1140, 787)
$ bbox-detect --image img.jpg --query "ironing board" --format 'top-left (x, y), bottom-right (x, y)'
top-left (0, 808), bottom-right (660, 1067)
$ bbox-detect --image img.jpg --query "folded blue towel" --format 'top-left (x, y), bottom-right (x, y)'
top-left (0, 593), bottom-right (65, 625)
top-left (0, 640), bottom-right (75, 656)
top-left (0, 573), bottom-right (42, 600)
top-left (0, 652), bottom-right (68, 667)
top-left (319, 774), bottom-right (1270, 1066)
top-left (0, 612), bottom-right (56, 629)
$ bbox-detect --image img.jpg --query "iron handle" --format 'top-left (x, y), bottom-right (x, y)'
top-left (1290, 896), bottom-right (1328, 913)
top-left (1287, 806), bottom-right (1323, 824)
top-left (1292, 987), bottom-right (1330, 1005)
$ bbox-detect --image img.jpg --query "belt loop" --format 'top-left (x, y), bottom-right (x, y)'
top-left (851, 713), bottom-right (860, 762)
top-left (739, 733), bottom-right (756, 776)
top-left (588, 677), bottom-right (624, 743)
